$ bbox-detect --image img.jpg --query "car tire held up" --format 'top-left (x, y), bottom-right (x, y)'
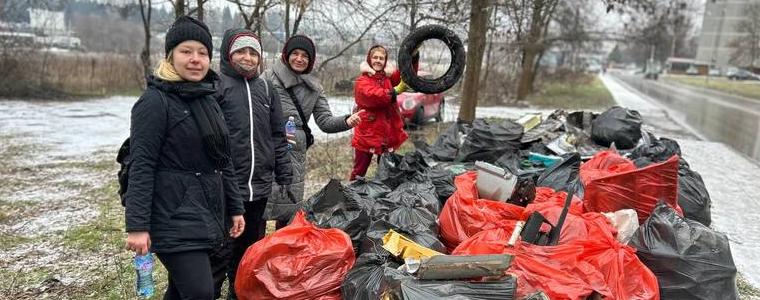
top-left (398, 25), bottom-right (465, 94)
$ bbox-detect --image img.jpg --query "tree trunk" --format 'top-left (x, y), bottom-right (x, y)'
top-left (284, 0), bottom-right (291, 39)
top-left (529, 49), bottom-right (544, 93)
top-left (457, 0), bottom-right (491, 124)
top-left (516, 47), bottom-right (537, 100)
top-left (409, 0), bottom-right (417, 32)
top-left (139, 0), bottom-right (152, 83)
top-left (175, 0), bottom-right (185, 19)
top-left (196, 0), bottom-right (204, 21)
top-left (481, 5), bottom-right (498, 90)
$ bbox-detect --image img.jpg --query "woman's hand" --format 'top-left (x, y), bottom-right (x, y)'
top-left (346, 109), bottom-right (364, 127)
top-left (230, 215), bottom-right (245, 238)
top-left (126, 231), bottom-right (151, 255)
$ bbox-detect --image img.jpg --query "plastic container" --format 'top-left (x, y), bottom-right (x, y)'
top-left (134, 253), bottom-right (155, 298)
top-left (528, 152), bottom-right (562, 167)
top-left (285, 116), bottom-right (296, 150)
top-left (475, 161), bottom-right (517, 202)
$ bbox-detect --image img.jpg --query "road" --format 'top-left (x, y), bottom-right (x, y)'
top-left (602, 74), bottom-right (760, 289)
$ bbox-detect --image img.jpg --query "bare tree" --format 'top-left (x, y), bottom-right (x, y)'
top-left (730, 2), bottom-right (760, 68)
top-left (139, 0), bottom-right (152, 81)
top-left (282, 0), bottom-right (311, 39)
top-left (457, 0), bottom-right (492, 123)
top-left (228, 0), bottom-right (276, 36)
top-left (514, 0), bottom-right (559, 100)
top-left (315, 1), bottom-right (402, 72)
top-left (197, 0), bottom-right (204, 21)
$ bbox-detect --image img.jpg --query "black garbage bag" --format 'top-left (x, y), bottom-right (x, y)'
top-left (536, 152), bottom-right (584, 198)
top-left (426, 123), bottom-right (469, 162)
top-left (376, 151), bottom-right (430, 189)
top-left (590, 106), bottom-right (643, 149)
top-left (386, 277), bottom-right (517, 300)
top-left (428, 165), bottom-right (456, 205)
top-left (458, 119), bottom-right (523, 163)
top-left (630, 202), bottom-right (737, 300)
top-left (378, 180), bottom-right (441, 216)
top-left (630, 135), bottom-right (682, 167)
top-left (677, 160), bottom-right (712, 226)
top-left (348, 176), bottom-right (393, 203)
top-left (341, 252), bottom-right (402, 300)
top-left (303, 179), bottom-right (371, 248)
top-left (360, 218), bottom-right (445, 255)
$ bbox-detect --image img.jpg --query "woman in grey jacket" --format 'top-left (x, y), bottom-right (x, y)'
top-left (262, 35), bottom-right (361, 227)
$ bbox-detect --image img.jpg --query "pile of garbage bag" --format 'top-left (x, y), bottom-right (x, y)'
top-left (234, 106), bottom-right (735, 299)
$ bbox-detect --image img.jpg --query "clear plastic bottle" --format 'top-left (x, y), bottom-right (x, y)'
top-left (285, 116), bottom-right (296, 150)
top-left (134, 253), bottom-right (155, 298)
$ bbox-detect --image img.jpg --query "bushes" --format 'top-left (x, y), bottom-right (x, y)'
top-left (0, 50), bottom-right (143, 99)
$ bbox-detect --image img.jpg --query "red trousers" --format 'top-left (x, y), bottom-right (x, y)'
top-left (350, 149), bottom-right (380, 181)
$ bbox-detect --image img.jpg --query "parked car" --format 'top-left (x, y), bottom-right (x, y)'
top-left (726, 67), bottom-right (760, 80)
top-left (708, 68), bottom-right (721, 76)
top-left (396, 72), bottom-right (445, 126)
top-left (685, 65), bottom-right (699, 75)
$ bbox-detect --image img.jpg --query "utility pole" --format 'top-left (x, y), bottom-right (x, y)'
top-left (708, 0), bottom-right (726, 84)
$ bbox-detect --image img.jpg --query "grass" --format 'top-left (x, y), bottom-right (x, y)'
top-left (665, 74), bottom-right (760, 100)
top-left (738, 273), bottom-right (760, 299)
top-left (526, 75), bottom-right (616, 110)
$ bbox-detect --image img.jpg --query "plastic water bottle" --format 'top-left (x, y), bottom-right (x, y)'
top-left (285, 116), bottom-right (296, 150)
top-left (134, 253), bottom-right (155, 298)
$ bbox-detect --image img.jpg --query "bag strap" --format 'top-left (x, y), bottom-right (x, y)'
top-left (275, 75), bottom-right (312, 136)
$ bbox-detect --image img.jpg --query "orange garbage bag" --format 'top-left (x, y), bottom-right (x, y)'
top-left (581, 150), bottom-right (681, 223)
top-left (453, 213), bottom-right (659, 300)
top-left (438, 171), bottom-right (526, 250)
top-left (235, 210), bottom-right (355, 300)
top-left (524, 187), bottom-right (610, 244)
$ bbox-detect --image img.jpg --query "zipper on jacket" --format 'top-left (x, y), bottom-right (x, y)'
top-left (245, 79), bottom-right (255, 202)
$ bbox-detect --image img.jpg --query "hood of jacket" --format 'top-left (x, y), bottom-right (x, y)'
top-left (364, 45), bottom-right (394, 76)
top-left (220, 28), bottom-right (262, 80)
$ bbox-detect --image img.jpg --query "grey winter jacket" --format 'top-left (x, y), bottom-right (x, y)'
top-left (262, 59), bottom-right (352, 221)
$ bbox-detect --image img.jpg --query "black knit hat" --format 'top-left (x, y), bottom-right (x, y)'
top-left (165, 15), bottom-right (213, 58)
top-left (281, 35), bottom-right (316, 74)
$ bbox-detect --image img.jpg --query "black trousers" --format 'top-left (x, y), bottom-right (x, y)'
top-left (157, 250), bottom-right (227, 300)
top-left (227, 200), bottom-right (267, 299)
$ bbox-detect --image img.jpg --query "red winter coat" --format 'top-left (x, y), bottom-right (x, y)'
top-left (351, 46), bottom-right (408, 154)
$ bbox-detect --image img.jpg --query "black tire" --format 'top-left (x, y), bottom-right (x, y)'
top-left (398, 25), bottom-right (465, 94)
top-left (435, 98), bottom-right (445, 122)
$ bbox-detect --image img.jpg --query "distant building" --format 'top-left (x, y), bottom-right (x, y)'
top-left (696, 0), bottom-right (759, 68)
top-left (28, 8), bottom-right (67, 35)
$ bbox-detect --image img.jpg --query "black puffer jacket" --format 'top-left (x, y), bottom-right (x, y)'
top-left (124, 73), bottom-right (245, 254)
top-left (218, 28), bottom-right (292, 202)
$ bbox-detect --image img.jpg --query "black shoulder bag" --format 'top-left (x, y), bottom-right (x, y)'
top-left (276, 76), bottom-right (314, 149)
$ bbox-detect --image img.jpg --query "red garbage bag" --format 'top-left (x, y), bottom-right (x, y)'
top-left (531, 187), bottom-right (584, 214)
top-left (453, 213), bottom-right (659, 300)
top-left (579, 150), bottom-right (636, 183)
top-left (439, 171), bottom-right (526, 250)
top-left (235, 210), bottom-right (355, 300)
top-left (453, 228), bottom-right (603, 299)
top-left (522, 187), bottom-right (603, 244)
top-left (581, 150), bottom-right (681, 223)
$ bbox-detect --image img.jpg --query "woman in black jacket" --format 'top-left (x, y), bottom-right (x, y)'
top-left (217, 28), bottom-right (292, 299)
top-left (124, 16), bottom-right (245, 299)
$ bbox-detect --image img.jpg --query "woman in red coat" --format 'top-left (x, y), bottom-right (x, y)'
top-left (350, 45), bottom-right (409, 180)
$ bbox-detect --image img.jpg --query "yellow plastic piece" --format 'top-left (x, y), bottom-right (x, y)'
top-left (516, 113), bottom-right (542, 131)
top-left (382, 229), bottom-right (443, 260)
